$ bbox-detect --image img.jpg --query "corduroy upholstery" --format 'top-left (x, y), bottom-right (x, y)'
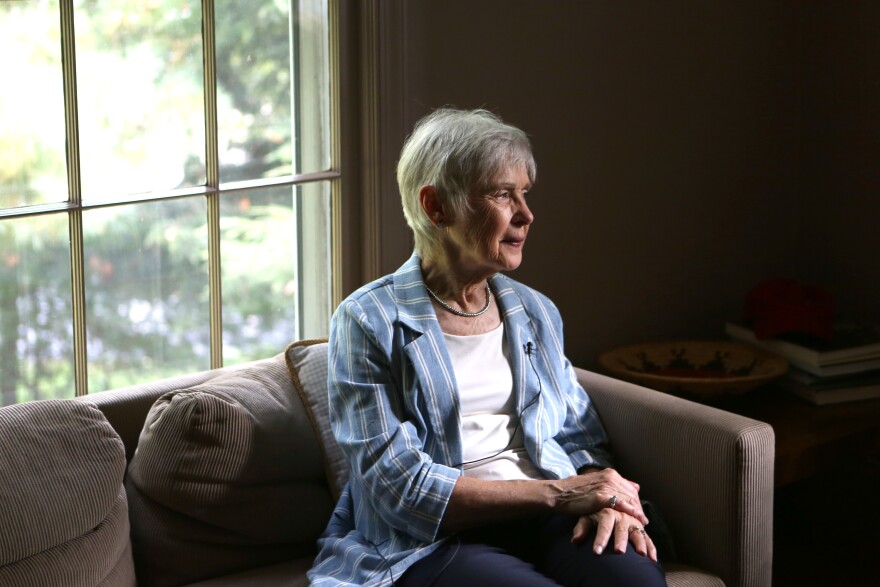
top-left (0, 347), bottom-right (773, 587)
top-left (577, 368), bottom-right (775, 587)
top-left (82, 362), bottom-right (271, 462)
top-left (124, 353), bottom-right (335, 587)
top-left (0, 400), bottom-right (135, 587)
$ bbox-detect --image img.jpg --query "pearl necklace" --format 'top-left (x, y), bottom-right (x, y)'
top-left (424, 281), bottom-right (492, 317)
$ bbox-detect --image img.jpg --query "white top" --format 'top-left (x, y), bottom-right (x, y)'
top-left (443, 324), bottom-right (543, 481)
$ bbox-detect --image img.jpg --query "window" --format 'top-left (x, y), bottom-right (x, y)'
top-left (0, 0), bottom-right (338, 405)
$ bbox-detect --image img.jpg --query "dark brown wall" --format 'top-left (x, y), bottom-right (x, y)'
top-left (370, 1), bottom-right (878, 368)
top-left (796, 2), bottom-right (880, 326)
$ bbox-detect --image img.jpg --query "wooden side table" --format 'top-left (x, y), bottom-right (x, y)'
top-left (719, 385), bottom-right (880, 487)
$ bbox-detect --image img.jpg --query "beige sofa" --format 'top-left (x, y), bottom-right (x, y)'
top-left (0, 339), bottom-right (773, 587)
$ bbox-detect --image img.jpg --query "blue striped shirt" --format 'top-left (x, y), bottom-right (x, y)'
top-left (308, 255), bottom-right (612, 586)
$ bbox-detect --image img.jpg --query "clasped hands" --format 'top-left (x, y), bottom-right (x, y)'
top-left (551, 468), bottom-right (658, 561)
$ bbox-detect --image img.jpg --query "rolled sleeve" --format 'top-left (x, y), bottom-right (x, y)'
top-left (553, 353), bottom-right (615, 471)
top-left (329, 299), bottom-right (459, 543)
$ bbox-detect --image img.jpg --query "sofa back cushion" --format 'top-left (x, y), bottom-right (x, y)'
top-left (284, 339), bottom-right (349, 500)
top-left (125, 352), bottom-right (335, 587)
top-left (0, 399), bottom-right (134, 586)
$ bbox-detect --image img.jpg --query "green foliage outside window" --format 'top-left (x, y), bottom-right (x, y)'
top-left (0, 0), bottom-right (331, 406)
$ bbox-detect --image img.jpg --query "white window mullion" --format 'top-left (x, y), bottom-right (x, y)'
top-left (329, 0), bottom-right (342, 308)
top-left (290, 0), bottom-right (304, 340)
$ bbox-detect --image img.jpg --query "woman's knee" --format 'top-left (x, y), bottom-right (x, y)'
top-left (535, 517), bottom-right (667, 587)
top-left (549, 543), bottom-right (667, 587)
top-left (399, 541), bottom-right (562, 587)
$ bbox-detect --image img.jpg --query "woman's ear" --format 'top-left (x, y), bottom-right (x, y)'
top-left (419, 185), bottom-right (446, 227)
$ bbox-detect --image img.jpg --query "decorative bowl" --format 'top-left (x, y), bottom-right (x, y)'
top-left (597, 340), bottom-right (788, 401)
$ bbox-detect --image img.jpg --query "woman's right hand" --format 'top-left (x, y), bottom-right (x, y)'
top-left (548, 468), bottom-right (648, 526)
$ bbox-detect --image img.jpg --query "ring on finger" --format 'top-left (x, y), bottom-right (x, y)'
top-left (628, 525), bottom-right (646, 536)
top-left (608, 495), bottom-right (618, 508)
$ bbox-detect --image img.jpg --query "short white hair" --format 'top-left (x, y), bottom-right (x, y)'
top-left (397, 108), bottom-right (536, 256)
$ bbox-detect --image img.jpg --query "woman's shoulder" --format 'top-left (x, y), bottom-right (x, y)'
top-left (336, 254), bottom-right (432, 320)
top-left (491, 273), bottom-right (559, 315)
top-left (336, 274), bottom-right (397, 315)
top-left (331, 276), bottom-right (400, 352)
top-left (339, 255), bottom-right (424, 309)
top-left (348, 273), bottom-right (395, 300)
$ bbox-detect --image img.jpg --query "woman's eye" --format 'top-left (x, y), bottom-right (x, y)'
top-left (495, 191), bottom-right (511, 200)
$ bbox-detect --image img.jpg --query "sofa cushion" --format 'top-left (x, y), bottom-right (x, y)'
top-left (125, 353), bottom-right (335, 587)
top-left (0, 399), bottom-right (134, 586)
top-left (186, 558), bottom-right (312, 587)
top-left (284, 339), bottom-right (348, 500)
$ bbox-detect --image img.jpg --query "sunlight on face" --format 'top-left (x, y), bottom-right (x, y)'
top-left (455, 163), bottom-right (534, 275)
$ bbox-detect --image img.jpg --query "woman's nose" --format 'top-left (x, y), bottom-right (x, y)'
top-left (514, 196), bottom-right (534, 225)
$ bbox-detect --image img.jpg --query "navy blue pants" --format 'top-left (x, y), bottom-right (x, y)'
top-left (398, 513), bottom-right (667, 587)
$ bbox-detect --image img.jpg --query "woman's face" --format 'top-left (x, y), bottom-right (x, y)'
top-left (448, 163), bottom-right (534, 276)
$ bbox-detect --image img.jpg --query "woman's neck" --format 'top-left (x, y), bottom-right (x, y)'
top-left (420, 257), bottom-right (491, 308)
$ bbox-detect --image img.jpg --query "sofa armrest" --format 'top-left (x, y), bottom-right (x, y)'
top-left (576, 368), bottom-right (774, 587)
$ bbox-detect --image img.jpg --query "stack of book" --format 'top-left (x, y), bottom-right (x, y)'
top-left (724, 321), bottom-right (880, 405)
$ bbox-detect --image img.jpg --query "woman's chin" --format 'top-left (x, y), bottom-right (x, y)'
top-left (497, 253), bottom-right (524, 272)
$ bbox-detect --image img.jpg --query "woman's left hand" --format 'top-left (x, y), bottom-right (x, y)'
top-left (571, 509), bottom-right (658, 561)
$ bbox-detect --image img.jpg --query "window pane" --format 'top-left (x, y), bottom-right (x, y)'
top-left (0, 0), bottom-right (68, 209)
top-left (298, 180), bottom-right (331, 339)
top-left (220, 180), bottom-right (331, 364)
top-left (74, 0), bottom-right (206, 200)
top-left (293, 0), bottom-right (331, 175)
top-left (216, 0), bottom-right (330, 183)
top-left (84, 198), bottom-right (209, 391)
top-left (221, 186), bottom-right (298, 364)
top-left (215, 0), bottom-right (292, 182)
top-left (0, 215), bottom-right (74, 406)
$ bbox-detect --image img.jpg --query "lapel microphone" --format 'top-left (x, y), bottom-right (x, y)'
top-left (525, 341), bottom-right (534, 356)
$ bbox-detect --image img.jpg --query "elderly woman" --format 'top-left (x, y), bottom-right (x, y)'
top-left (308, 109), bottom-right (667, 586)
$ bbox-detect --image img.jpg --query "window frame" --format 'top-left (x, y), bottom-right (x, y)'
top-left (0, 0), bottom-right (342, 397)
